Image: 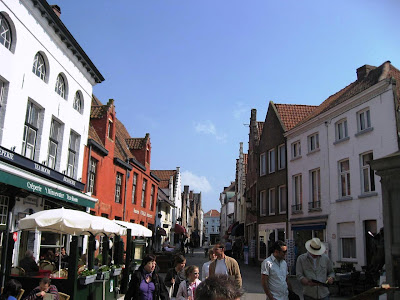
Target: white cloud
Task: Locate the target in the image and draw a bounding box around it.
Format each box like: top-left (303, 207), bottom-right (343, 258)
top-left (233, 102), bottom-right (249, 120)
top-left (181, 171), bottom-right (212, 193)
top-left (194, 120), bottom-right (227, 142)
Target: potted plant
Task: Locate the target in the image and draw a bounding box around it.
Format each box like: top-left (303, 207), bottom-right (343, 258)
top-left (111, 265), bottom-right (122, 276)
top-left (78, 269), bottom-right (97, 285)
top-left (97, 265), bottom-right (111, 280)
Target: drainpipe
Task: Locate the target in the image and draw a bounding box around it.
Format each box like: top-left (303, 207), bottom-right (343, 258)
top-left (85, 144), bottom-right (92, 193)
top-left (325, 120), bottom-right (331, 242)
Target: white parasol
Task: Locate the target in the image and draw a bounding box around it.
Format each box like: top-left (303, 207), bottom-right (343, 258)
top-left (113, 220), bottom-right (152, 237)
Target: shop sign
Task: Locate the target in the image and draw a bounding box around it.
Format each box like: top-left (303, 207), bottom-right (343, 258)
top-left (0, 146), bottom-right (84, 190)
top-left (12, 232), bottom-right (18, 242)
top-left (0, 170), bottom-right (95, 208)
top-left (146, 213), bottom-right (153, 218)
top-left (133, 209), bottom-right (139, 214)
top-left (140, 210), bottom-right (146, 216)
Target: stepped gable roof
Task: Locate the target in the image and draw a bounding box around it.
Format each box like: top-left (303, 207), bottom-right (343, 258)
top-left (204, 209), bottom-right (220, 217)
top-left (126, 134), bottom-right (150, 150)
top-left (88, 124), bottom-right (103, 146)
top-left (243, 153), bottom-right (248, 175)
top-left (274, 103), bottom-right (317, 131)
top-left (257, 122), bottom-right (264, 139)
top-left (296, 61), bottom-right (400, 128)
top-left (90, 97), bottom-right (114, 119)
top-left (152, 170), bottom-right (177, 189)
top-left (114, 118), bottom-right (136, 161)
top-left (92, 95), bottom-right (103, 106)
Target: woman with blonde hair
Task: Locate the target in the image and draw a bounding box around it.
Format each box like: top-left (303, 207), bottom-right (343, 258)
top-left (176, 265), bottom-right (201, 300)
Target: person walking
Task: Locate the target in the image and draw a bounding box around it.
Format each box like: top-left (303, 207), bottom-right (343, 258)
top-left (209, 243), bottom-right (242, 288)
top-left (195, 275), bottom-right (243, 300)
top-left (261, 240), bottom-right (293, 300)
top-left (243, 242), bottom-right (249, 265)
top-left (176, 265), bottom-right (201, 300)
top-left (225, 240), bottom-right (232, 257)
top-left (124, 254), bottom-right (169, 300)
top-left (296, 238), bottom-right (335, 300)
top-left (201, 249), bottom-right (216, 281)
top-left (165, 254), bottom-right (187, 300)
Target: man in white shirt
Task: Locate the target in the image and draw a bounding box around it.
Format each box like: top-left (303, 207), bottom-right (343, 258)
top-left (261, 240), bottom-right (292, 300)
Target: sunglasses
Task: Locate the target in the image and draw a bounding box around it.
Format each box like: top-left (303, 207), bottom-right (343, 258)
top-left (193, 272), bottom-right (199, 275)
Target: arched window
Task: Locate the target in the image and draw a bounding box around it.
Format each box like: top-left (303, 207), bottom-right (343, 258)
top-left (0, 13), bottom-right (11, 50)
top-left (32, 52), bottom-right (46, 81)
top-left (73, 91), bottom-right (83, 113)
top-left (55, 74), bottom-right (66, 99)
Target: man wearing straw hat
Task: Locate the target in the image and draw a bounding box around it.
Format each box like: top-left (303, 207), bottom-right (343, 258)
top-left (296, 238), bottom-right (335, 300)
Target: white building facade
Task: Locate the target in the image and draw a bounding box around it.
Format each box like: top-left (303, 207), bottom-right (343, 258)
top-left (286, 62), bottom-right (400, 269)
top-left (0, 0), bottom-right (103, 265)
top-left (204, 209), bottom-right (220, 244)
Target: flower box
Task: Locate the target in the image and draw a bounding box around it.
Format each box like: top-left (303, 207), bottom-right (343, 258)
top-left (79, 274), bottom-right (96, 285)
top-left (112, 267), bottom-right (122, 276)
top-left (96, 271), bottom-right (110, 281)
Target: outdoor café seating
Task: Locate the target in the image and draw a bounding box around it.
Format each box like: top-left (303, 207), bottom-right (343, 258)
top-left (58, 292), bottom-right (71, 300)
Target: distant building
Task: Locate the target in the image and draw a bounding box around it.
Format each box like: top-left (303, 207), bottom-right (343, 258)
top-left (219, 182), bottom-right (235, 241)
top-left (204, 209), bottom-right (220, 244)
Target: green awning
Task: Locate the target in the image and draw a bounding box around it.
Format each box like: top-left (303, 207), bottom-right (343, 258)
top-left (0, 170), bottom-right (95, 208)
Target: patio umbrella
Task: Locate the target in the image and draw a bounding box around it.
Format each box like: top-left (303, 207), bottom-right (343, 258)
top-left (113, 220), bottom-right (152, 237)
top-left (91, 217), bottom-right (126, 236)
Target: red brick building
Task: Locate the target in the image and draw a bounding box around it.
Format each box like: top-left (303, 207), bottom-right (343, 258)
top-left (81, 96), bottom-right (159, 231)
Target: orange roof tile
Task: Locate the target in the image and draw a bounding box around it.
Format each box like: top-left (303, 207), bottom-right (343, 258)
top-left (204, 209), bottom-right (220, 217)
top-left (152, 170), bottom-right (177, 189)
top-left (274, 103), bottom-right (317, 131)
top-left (126, 138), bottom-right (146, 150)
top-left (88, 124), bottom-right (104, 146)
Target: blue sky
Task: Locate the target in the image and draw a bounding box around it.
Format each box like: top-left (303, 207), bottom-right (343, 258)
top-left (51, 0), bottom-right (400, 213)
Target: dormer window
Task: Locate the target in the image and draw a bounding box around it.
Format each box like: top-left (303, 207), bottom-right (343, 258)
top-left (108, 119), bottom-right (113, 139)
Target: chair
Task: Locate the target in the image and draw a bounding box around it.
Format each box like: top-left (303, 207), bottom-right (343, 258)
top-left (52, 269), bottom-right (68, 278)
top-left (58, 292), bottom-right (70, 300)
top-left (10, 266), bottom-right (25, 276)
top-left (41, 261), bottom-right (55, 272)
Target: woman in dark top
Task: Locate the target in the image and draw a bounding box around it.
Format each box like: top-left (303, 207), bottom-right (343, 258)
top-left (164, 255), bottom-right (186, 300)
top-left (125, 254), bottom-right (169, 300)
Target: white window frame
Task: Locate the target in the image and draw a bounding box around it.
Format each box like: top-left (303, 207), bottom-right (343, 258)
top-left (308, 132), bottom-right (319, 153)
top-left (55, 74), bottom-right (66, 99)
top-left (73, 91), bottom-right (83, 113)
top-left (268, 149), bottom-right (276, 173)
top-left (0, 13), bottom-right (12, 50)
top-left (268, 188), bottom-right (275, 216)
top-left (260, 190), bottom-right (267, 216)
top-left (339, 222), bottom-right (356, 260)
top-left (47, 119), bottom-right (61, 169)
top-left (339, 159), bottom-right (351, 197)
top-left (291, 141), bottom-right (301, 159)
top-left (132, 173), bottom-right (137, 204)
top-left (115, 172), bottom-right (123, 203)
top-left (360, 152), bottom-right (375, 193)
top-left (88, 158), bottom-right (97, 195)
top-left (67, 131), bottom-right (79, 178)
top-left (278, 144), bottom-right (286, 170)
top-left (141, 179), bottom-right (147, 208)
top-left (0, 79), bottom-right (6, 107)
top-left (357, 108), bottom-right (371, 132)
top-left (150, 185), bottom-right (155, 211)
top-left (309, 168), bottom-right (321, 209)
top-left (278, 185), bottom-right (287, 214)
top-left (22, 101), bottom-right (40, 160)
top-left (0, 195), bottom-right (9, 225)
top-left (260, 153), bottom-right (266, 176)
top-left (335, 119), bottom-right (348, 141)
top-left (292, 174), bottom-right (302, 211)
top-left (32, 52), bottom-right (46, 81)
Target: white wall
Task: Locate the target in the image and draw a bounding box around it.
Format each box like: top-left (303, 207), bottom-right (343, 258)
top-left (0, 0), bottom-right (97, 180)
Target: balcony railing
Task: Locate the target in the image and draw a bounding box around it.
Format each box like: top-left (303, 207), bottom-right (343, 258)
top-left (308, 201), bottom-right (321, 210)
top-left (291, 203), bottom-right (302, 212)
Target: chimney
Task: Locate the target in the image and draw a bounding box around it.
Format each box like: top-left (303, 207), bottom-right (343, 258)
top-left (356, 64), bottom-right (376, 81)
top-left (184, 185), bottom-right (189, 194)
top-left (51, 5), bottom-right (61, 18)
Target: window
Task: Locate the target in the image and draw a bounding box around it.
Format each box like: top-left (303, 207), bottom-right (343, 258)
top-left (211, 226), bottom-right (214, 232)
top-left (357, 108), bottom-right (371, 132)
top-left (260, 190), bottom-right (267, 216)
top-left (260, 153), bottom-right (266, 176)
top-left (0, 195), bottom-right (9, 225)
top-left (22, 102), bottom-right (40, 160)
top-left (308, 133), bottom-right (319, 152)
top-left (66, 131), bottom-right (79, 178)
top-left (0, 13), bottom-right (12, 50)
top-left (278, 144), bottom-right (286, 169)
top-left (88, 158), bottom-right (97, 195)
top-left (278, 185), bottom-right (287, 214)
top-left (115, 172), bottom-right (123, 203)
top-left (291, 141), bottom-right (301, 159)
top-left (132, 173), bottom-right (137, 204)
top-left (339, 159), bottom-right (351, 197)
top-left (292, 174), bottom-right (302, 211)
top-left (108, 119), bottom-right (113, 139)
top-left (55, 74), bottom-right (66, 99)
top-left (0, 79), bottom-right (8, 107)
top-left (335, 119), bottom-right (348, 141)
top-left (73, 92), bottom-right (83, 113)
top-left (309, 169), bottom-right (321, 209)
top-left (141, 179), bottom-right (147, 208)
top-left (268, 149), bottom-right (276, 173)
top-left (150, 185), bottom-right (155, 210)
top-left (32, 52), bottom-right (46, 81)
top-left (339, 222), bottom-right (356, 259)
top-left (268, 188), bottom-right (275, 216)
top-left (361, 152), bottom-right (375, 193)
top-left (47, 119), bottom-right (61, 169)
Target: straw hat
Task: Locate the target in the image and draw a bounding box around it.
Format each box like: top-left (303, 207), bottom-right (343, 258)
top-left (305, 238), bottom-right (326, 255)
